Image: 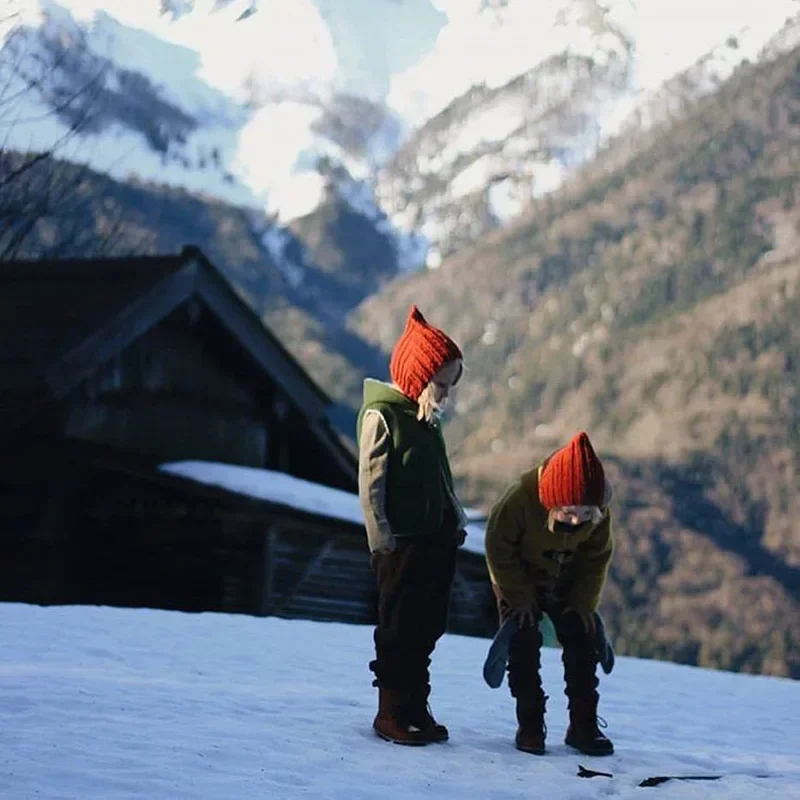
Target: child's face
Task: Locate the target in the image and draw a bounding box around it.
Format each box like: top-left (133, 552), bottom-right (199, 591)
top-left (551, 506), bottom-right (596, 526)
top-left (430, 360), bottom-right (463, 403)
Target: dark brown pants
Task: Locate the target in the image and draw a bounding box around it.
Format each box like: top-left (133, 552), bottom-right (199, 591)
top-left (495, 589), bottom-right (599, 703)
top-left (369, 531), bottom-right (458, 694)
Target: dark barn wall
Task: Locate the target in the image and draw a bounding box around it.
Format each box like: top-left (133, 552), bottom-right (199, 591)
top-left (0, 443), bottom-right (495, 636)
top-left (63, 304), bottom-right (272, 467)
top-left (0, 443), bottom-right (68, 606)
top-left (57, 302), bottom-right (355, 492)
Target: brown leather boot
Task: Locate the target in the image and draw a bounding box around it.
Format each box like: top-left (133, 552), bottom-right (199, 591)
top-left (407, 691), bottom-right (449, 743)
top-left (514, 692), bottom-right (548, 755)
top-left (373, 688), bottom-right (429, 746)
top-left (565, 695), bottom-right (614, 756)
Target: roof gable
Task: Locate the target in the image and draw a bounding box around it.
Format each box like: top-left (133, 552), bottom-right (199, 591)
top-left (0, 247), bottom-right (354, 480)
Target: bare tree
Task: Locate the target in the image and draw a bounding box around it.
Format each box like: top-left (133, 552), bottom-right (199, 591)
top-left (0, 5), bottom-right (144, 261)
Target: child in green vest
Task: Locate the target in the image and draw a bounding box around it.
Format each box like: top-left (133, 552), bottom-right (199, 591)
top-left (357, 304), bottom-right (467, 746)
top-left (485, 431), bottom-right (615, 757)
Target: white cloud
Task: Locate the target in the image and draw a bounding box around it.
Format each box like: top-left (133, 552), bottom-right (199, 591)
top-left (43, 0), bottom-right (337, 100)
top-left (387, 0), bottom-right (596, 126)
top-left (632, 0), bottom-right (799, 91)
top-left (231, 102), bottom-right (327, 218)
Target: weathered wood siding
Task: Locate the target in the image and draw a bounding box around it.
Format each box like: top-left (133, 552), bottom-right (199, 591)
top-left (63, 306), bottom-right (273, 467)
top-left (0, 446), bottom-right (496, 637)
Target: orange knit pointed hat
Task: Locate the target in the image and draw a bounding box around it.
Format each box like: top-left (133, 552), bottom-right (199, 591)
top-left (389, 304), bottom-right (462, 400)
top-left (539, 431), bottom-right (606, 509)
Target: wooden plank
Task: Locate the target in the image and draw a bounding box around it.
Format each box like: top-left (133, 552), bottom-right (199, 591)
top-left (259, 523), bottom-right (278, 617)
top-left (46, 262), bottom-right (198, 399)
top-left (274, 538), bottom-right (335, 613)
top-left (194, 262), bottom-right (328, 421)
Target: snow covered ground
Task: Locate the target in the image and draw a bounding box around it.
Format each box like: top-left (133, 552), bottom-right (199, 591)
top-left (1, 603), bottom-right (798, 799)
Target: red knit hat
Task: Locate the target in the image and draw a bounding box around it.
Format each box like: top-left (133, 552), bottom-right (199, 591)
top-left (389, 304), bottom-right (462, 400)
top-left (539, 431), bottom-right (605, 509)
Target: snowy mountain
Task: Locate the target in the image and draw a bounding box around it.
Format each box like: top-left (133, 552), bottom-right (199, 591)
top-left (0, 0), bottom-right (405, 220)
top-left (2, 0), bottom-right (799, 272)
top-left (377, 0), bottom-right (800, 264)
top-left (377, 49), bottom-right (633, 266)
top-left (0, 0), bottom-right (427, 304)
top-left (2, 603), bottom-right (799, 798)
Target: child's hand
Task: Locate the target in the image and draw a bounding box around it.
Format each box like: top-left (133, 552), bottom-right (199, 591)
top-left (510, 603), bottom-right (539, 629)
top-left (565, 606), bottom-right (596, 636)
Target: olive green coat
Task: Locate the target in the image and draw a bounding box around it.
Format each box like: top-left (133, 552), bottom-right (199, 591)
top-left (485, 462), bottom-right (613, 614)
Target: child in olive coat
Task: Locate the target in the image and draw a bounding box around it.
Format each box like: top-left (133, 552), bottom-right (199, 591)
top-left (485, 431), bottom-right (614, 756)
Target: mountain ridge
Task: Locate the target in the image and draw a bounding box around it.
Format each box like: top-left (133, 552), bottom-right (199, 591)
top-left (350, 41), bottom-right (800, 677)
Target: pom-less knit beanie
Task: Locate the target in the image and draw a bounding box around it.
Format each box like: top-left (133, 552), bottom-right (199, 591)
top-left (389, 305), bottom-right (462, 401)
top-left (539, 431), bottom-right (606, 509)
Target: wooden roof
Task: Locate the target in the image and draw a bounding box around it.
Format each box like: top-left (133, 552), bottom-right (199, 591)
top-left (0, 246), bottom-right (355, 482)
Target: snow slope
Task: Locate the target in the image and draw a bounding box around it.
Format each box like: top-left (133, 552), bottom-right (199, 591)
top-left (1, 604), bottom-right (799, 799)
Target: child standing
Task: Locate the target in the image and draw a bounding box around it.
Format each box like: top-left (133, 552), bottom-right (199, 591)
top-left (357, 304), bottom-right (467, 746)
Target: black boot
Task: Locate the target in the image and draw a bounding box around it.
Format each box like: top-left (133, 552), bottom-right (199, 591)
top-left (507, 620), bottom-right (546, 754)
top-left (407, 687), bottom-right (449, 743)
top-left (514, 691), bottom-right (548, 755)
top-left (565, 695), bottom-right (614, 756)
top-left (559, 620), bottom-right (612, 756)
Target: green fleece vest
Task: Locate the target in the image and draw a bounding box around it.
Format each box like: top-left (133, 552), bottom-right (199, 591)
top-left (356, 379), bottom-right (456, 537)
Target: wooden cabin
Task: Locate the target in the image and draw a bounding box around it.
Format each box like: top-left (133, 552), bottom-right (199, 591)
top-left (0, 247), bottom-right (495, 637)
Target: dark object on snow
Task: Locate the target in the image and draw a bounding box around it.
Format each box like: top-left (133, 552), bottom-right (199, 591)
top-left (594, 612), bottom-right (615, 675)
top-left (639, 775), bottom-right (724, 787)
top-left (483, 611), bottom-right (615, 688)
top-left (639, 774), bottom-right (771, 787)
top-left (577, 765), bottom-right (613, 779)
top-left (483, 617), bottom-right (517, 688)
top-left (575, 767), bottom-right (775, 786)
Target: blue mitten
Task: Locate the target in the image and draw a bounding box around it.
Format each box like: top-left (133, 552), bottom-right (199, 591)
top-left (594, 612), bottom-right (615, 675)
top-left (482, 617), bottom-right (518, 688)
